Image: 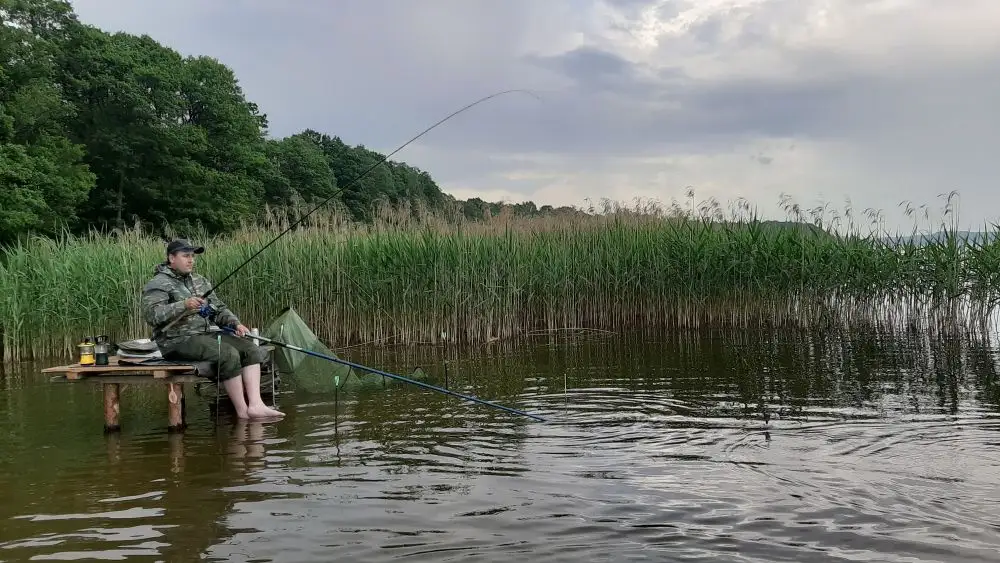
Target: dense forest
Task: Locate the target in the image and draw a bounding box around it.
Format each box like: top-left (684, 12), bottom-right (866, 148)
top-left (0, 0), bottom-right (576, 246)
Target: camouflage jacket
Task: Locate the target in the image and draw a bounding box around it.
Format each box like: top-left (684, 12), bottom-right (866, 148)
top-left (140, 263), bottom-right (241, 347)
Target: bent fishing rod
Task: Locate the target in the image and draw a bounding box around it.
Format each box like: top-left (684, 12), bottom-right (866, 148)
top-left (223, 327), bottom-right (547, 422)
top-left (162, 88), bottom-right (540, 330)
top-left (208, 88), bottom-right (539, 299)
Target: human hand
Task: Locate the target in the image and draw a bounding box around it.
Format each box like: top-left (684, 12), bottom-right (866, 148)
top-left (184, 297), bottom-right (205, 310)
top-left (234, 323), bottom-right (250, 337)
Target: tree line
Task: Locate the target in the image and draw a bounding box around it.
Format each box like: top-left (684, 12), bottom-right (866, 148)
top-left (1, 0), bottom-right (576, 247)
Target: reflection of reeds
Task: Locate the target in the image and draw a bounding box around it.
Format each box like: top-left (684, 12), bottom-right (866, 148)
top-left (3, 192), bottom-right (1000, 362)
top-left (707, 322), bottom-right (1000, 421)
top-left (336, 321), bottom-right (1000, 423)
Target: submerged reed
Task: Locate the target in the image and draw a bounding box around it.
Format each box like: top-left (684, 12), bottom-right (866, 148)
top-left (3, 193), bottom-right (1000, 362)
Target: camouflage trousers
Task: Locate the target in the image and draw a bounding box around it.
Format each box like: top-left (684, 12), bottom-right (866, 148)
top-left (160, 333), bottom-right (269, 381)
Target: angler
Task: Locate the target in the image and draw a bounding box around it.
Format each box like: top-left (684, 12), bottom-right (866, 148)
top-left (140, 238), bottom-right (285, 420)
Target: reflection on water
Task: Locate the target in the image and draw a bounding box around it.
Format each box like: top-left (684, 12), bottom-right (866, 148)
top-left (1, 325), bottom-right (1000, 562)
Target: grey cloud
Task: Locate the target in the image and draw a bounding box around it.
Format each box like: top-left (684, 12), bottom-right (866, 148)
top-left (655, 1), bottom-right (685, 21)
top-left (412, 52), bottom-right (865, 155)
top-left (603, 0), bottom-right (687, 20)
top-left (603, 0), bottom-right (658, 7)
top-left (687, 16), bottom-right (725, 46)
top-left (527, 46), bottom-right (636, 90)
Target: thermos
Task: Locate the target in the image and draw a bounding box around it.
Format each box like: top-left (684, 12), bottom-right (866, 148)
top-left (95, 335), bottom-right (110, 366)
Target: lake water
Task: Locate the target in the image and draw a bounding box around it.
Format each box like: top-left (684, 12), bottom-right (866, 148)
top-left (2, 325), bottom-right (999, 562)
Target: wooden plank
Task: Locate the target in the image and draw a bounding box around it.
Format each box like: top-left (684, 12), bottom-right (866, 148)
top-left (43, 364), bottom-right (197, 375)
top-left (50, 374), bottom-right (203, 384)
top-left (43, 363), bottom-right (196, 374)
top-left (42, 355), bottom-right (198, 374)
top-left (44, 359), bottom-right (199, 383)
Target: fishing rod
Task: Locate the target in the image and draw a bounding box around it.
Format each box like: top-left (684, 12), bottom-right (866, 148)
top-left (223, 327), bottom-right (547, 422)
top-left (206, 88), bottom-right (540, 300)
top-left (161, 88), bottom-right (540, 330)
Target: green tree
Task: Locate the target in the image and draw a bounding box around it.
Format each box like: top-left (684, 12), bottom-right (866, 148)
top-left (0, 0), bottom-right (94, 243)
top-left (264, 133), bottom-right (336, 206)
top-left (57, 25), bottom-right (190, 231)
top-left (175, 55), bottom-right (273, 231)
top-left (56, 26), bottom-right (276, 234)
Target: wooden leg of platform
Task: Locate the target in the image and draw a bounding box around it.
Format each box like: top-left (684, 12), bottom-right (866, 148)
top-left (167, 382), bottom-right (186, 432)
top-left (103, 383), bottom-right (121, 433)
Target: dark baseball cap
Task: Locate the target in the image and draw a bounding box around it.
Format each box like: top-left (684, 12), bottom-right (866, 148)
top-left (166, 238), bottom-right (205, 255)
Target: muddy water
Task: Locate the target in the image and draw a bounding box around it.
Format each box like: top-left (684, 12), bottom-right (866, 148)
top-left (1, 326), bottom-right (999, 562)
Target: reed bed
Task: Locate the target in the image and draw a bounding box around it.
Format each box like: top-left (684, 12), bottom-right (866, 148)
top-left (3, 197), bottom-right (1000, 362)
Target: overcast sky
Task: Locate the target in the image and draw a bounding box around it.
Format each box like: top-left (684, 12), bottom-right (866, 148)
top-left (68, 0), bottom-right (1000, 234)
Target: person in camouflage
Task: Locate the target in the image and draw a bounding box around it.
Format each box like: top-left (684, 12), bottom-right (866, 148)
top-left (141, 239), bottom-right (284, 419)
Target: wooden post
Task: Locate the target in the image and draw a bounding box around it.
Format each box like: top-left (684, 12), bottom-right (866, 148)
top-left (103, 383), bottom-right (121, 433)
top-left (167, 382), bottom-right (186, 432)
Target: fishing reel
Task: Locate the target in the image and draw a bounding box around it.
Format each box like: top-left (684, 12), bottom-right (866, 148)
top-left (197, 302), bottom-right (219, 321)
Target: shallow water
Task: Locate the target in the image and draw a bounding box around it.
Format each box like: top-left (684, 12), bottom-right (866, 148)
top-left (2, 326), bottom-right (1000, 562)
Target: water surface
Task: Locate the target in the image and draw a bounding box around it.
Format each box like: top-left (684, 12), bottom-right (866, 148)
top-left (2, 326), bottom-right (999, 562)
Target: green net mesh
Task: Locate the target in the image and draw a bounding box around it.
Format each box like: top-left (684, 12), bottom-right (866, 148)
top-left (261, 306), bottom-right (429, 394)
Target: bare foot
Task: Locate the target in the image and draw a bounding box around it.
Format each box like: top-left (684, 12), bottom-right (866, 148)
top-left (247, 404), bottom-right (285, 419)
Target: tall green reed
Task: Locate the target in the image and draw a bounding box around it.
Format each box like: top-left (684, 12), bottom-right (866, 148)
top-left (2, 194), bottom-right (999, 362)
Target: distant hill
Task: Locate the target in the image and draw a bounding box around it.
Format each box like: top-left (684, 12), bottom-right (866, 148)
top-left (881, 230), bottom-right (1000, 247)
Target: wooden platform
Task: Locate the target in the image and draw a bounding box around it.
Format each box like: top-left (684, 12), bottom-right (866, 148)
top-left (43, 356), bottom-right (204, 433)
top-left (43, 347), bottom-right (275, 433)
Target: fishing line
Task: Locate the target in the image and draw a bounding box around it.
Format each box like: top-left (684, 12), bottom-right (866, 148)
top-left (203, 88), bottom-right (541, 300)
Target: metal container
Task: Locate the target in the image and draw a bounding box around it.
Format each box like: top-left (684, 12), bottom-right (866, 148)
top-left (78, 337), bottom-right (96, 366)
top-left (95, 335), bottom-right (110, 366)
